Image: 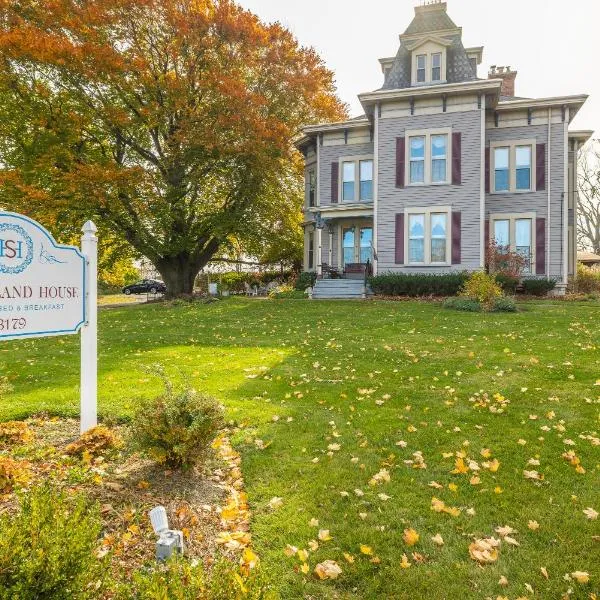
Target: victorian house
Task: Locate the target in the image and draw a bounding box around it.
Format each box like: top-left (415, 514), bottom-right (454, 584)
top-left (297, 1), bottom-right (591, 297)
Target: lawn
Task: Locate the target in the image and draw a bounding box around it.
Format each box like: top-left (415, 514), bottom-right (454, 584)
top-left (1, 298), bottom-right (599, 599)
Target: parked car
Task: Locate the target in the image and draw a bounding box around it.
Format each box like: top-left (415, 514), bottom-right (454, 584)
top-left (122, 279), bottom-right (167, 295)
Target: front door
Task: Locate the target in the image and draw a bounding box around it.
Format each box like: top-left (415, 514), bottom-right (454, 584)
top-left (341, 225), bottom-right (373, 267)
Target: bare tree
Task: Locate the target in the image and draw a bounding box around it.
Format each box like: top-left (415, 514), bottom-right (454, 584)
top-left (578, 140), bottom-right (600, 254)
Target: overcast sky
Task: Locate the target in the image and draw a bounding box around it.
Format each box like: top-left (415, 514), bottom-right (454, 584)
top-left (238, 0), bottom-right (598, 136)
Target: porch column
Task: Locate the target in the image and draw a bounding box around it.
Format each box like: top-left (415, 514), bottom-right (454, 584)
top-left (328, 227), bottom-right (333, 266)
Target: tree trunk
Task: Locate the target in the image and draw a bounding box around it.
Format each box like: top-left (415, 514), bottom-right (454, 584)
top-left (156, 255), bottom-right (202, 297)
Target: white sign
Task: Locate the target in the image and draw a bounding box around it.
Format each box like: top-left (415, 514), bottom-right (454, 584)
top-left (0, 211), bottom-right (86, 340)
top-left (0, 211), bottom-right (98, 434)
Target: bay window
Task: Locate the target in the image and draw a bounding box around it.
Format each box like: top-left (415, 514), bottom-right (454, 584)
top-left (406, 128), bottom-right (451, 186)
top-left (339, 156), bottom-right (374, 203)
top-left (491, 140), bottom-right (536, 193)
top-left (406, 207), bottom-right (451, 265)
top-left (490, 213), bottom-right (535, 273)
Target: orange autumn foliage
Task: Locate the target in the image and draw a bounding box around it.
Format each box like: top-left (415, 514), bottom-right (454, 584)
top-left (0, 0), bottom-right (347, 294)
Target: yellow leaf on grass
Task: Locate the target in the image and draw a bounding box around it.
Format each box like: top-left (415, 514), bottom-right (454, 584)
top-left (400, 553), bottom-right (411, 569)
top-left (314, 560), bottom-right (342, 580)
top-left (469, 538), bottom-right (500, 564)
top-left (343, 552), bottom-right (355, 564)
top-left (403, 528), bottom-right (419, 546)
top-left (300, 563), bottom-right (310, 574)
top-left (571, 571), bottom-right (590, 584)
top-left (360, 545), bottom-right (373, 556)
top-left (318, 529), bottom-right (332, 541)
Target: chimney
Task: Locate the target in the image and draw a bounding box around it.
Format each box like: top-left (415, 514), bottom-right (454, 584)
top-left (488, 65), bottom-right (517, 97)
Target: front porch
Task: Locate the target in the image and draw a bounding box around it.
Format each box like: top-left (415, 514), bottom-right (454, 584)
top-left (313, 216), bottom-right (374, 279)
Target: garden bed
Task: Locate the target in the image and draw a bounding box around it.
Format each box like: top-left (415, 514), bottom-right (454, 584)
top-left (0, 417), bottom-right (252, 586)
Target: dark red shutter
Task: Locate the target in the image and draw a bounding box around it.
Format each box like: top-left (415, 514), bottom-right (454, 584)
top-left (485, 219), bottom-right (490, 251)
top-left (395, 214), bottom-right (404, 264)
top-left (485, 147), bottom-right (490, 193)
top-left (451, 212), bottom-right (461, 264)
top-left (396, 137), bottom-right (405, 188)
top-left (536, 144), bottom-right (546, 191)
top-left (331, 162), bottom-right (339, 203)
top-left (536, 218), bottom-right (546, 275)
top-left (452, 132), bottom-right (462, 185)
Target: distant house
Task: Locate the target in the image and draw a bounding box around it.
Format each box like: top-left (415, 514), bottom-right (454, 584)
top-left (578, 252), bottom-right (600, 268)
top-left (297, 1), bottom-right (592, 297)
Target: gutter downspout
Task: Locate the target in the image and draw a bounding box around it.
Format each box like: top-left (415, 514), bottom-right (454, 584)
top-left (316, 134), bottom-right (322, 276)
top-left (373, 102), bottom-right (380, 275)
top-left (547, 109), bottom-right (551, 281)
top-left (480, 94), bottom-right (486, 268)
top-left (563, 107), bottom-right (570, 289)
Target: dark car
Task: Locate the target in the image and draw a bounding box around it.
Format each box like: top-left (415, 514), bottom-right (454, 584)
top-left (122, 279), bottom-right (167, 295)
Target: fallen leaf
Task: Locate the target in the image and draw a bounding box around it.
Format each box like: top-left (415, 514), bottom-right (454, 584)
top-left (314, 560), bottom-right (342, 580)
top-left (403, 528), bottom-right (419, 546)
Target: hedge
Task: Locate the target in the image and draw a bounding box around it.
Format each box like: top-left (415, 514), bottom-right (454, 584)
top-left (521, 278), bottom-right (557, 296)
top-left (368, 272), bottom-right (469, 297)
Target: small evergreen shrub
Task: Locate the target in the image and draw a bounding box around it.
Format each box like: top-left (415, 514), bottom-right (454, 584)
top-left (65, 425), bottom-right (122, 459)
top-left (460, 272), bottom-right (502, 310)
top-left (443, 297), bottom-right (482, 312)
top-left (494, 273), bottom-right (520, 294)
top-left (493, 296), bottom-right (518, 312)
top-left (295, 272), bottom-right (317, 291)
top-left (131, 374), bottom-right (224, 469)
top-left (0, 485), bottom-right (105, 599)
top-left (368, 272), bottom-right (469, 297)
top-left (521, 278), bottom-right (557, 296)
top-left (123, 556), bottom-right (275, 600)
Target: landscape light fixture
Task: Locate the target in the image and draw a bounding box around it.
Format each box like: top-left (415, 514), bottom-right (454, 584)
top-left (149, 506), bottom-right (185, 561)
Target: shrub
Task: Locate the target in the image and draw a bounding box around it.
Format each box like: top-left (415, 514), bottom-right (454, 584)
top-left (0, 485), bottom-right (105, 599)
top-left (486, 240), bottom-right (527, 279)
top-left (65, 425), bottom-right (121, 459)
top-left (460, 272), bottom-right (502, 310)
top-left (574, 263), bottom-right (600, 293)
top-left (123, 556), bottom-right (275, 600)
top-left (493, 296), bottom-right (518, 312)
top-left (443, 297), bottom-right (482, 312)
top-left (0, 457), bottom-right (32, 493)
top-left (269, 284), bottom-right (306, 299)
top-left (521, 278), bottom-right (557, 296)
top-left (131, 375), bottom-right (224, 469)
top-left (0, 421), bottom-right (34, 445)
top-left (295, 271), bottom-right (317, 291)
top-left (368, 272), bottom-right (469, 297)
top-left (494, 273), bottom-right (520, 294)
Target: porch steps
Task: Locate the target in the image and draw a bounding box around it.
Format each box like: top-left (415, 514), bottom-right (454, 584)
top-left (312, 279), bottom-right (370, 300)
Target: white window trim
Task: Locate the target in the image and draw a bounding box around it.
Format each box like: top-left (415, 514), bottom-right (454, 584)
top-left (490, 139), bottom-right (537, 194)
top-left (404, 206), bottom-right (452, 266)
top-left (411, 49), bottom-right (447, 86)
top-left (405, 128), bottom-right (452, 187)
top-left (489, 212), bottom-right (536, 273)
top-left (338, 155), bottom-right (374, 204)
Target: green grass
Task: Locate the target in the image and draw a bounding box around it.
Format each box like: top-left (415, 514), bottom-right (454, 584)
top-left (1, 298), bottom-right (599, 599)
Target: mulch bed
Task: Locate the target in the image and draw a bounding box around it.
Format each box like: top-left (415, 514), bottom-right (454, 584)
top-left (0, 417), bottom-right (251, 581)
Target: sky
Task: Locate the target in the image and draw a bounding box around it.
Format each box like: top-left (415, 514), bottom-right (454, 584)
top-left (238, 0), bottom-right (598, 136)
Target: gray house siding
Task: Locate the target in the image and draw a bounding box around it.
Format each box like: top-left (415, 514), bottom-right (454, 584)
top-left (485, 121), bottom-right (565, 279)
top-left (377, 110), bottom-right (482, 273)
top-left (319, 141), bottom-right (374, 207)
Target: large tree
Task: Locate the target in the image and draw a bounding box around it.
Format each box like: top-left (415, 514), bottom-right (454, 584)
top-left (578, 140), bottom-right (600, 254)
top-left (0, 0), bottom-right (346, 294)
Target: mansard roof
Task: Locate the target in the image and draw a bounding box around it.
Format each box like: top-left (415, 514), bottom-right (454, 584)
top-left (402, 2), bottom-right (458, 36)
top-left (381, 2), bottom-right (478, 90)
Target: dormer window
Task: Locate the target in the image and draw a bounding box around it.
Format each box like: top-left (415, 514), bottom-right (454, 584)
top-left (432, 53), bottom-right (442, 81)
top-left (416, 55), bottom-right (426, 83)
top-left (407, 37), bottom-right (450, 86)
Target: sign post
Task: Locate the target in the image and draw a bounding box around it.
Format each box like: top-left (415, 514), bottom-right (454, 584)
top-left (0, 211), bottom-right (97, 434)
top-left (80, 221), bottom-right (98, 433)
